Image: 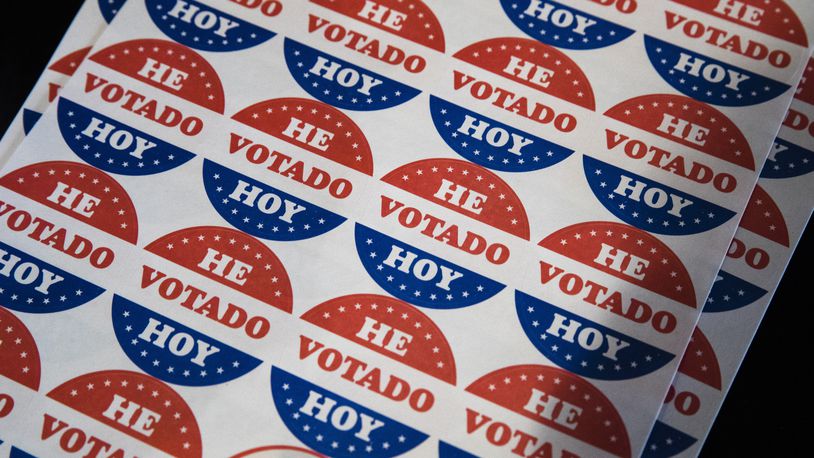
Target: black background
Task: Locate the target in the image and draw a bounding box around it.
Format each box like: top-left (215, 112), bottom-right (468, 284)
top-left (0, 1), bottom-right (809, 456)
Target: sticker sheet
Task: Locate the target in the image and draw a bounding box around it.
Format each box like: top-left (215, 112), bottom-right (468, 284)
top-left (0, 1), bottom-right (812, 457)
top-left (644, 59), bottom-right (814, 457)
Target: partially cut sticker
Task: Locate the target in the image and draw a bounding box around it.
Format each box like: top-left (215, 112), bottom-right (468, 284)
top-left (0, 241), bottom-right (105, 314)
top-left (677, 328), bottom-right (722, 390)
top-left (739, 185), bottom-right (790, 246)
top-left (761, 137), bottom-right (814, 178)
top-left (704, 270), bottom-right (767, 313)
top-left (0, 306), bottom-right (41, 390)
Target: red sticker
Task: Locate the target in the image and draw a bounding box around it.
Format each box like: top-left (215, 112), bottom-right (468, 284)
top-left (0, 161), bottom-right (138, 244)
top-left (232, 97), bottom-right (373, 175)
top-left (232, 445), bottom-right (324, 457)
top-left (670, 0), bottom-right (807, 47)
top-left (49, 47), bottom-right (91, 77)
top-left (90, 39), bottom-right (226, 113)
top-left (311, 0), bottom-right (445, 51)
top-left (47, 370), bottom-right (202, 457)
top-left (454, 37), bottom-right (595, 110)
top-left (739, 185), bottom-right (790, 246)
top-left (467, 364), bottom-right (631, 457)
top-left (540, 221), bottom-right (696, 307)
top-left (0, 307), bottom-right (41, 390)
top-left (677, 328), bottom-right (722, 390)
top-left (605, 94), bottom-right (754, 170)
top-left (382, 158), bottom-right (530, 239)
top-left (145, 226), bottom-right (293, 313)
top-left (301, 294), bottom-right (456, 384)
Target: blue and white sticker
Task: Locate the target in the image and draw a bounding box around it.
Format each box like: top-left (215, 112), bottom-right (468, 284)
top-left (0, 241), bottom-right (104, 314)
top-left (515, 291), bottom-right (674, 380)
top-left (283, 39), bottom-right (420, 111)
top-left (354, 224), bottom-right (504, 309)
top-left (642, 421), bottom-right (696, 458)
top-left (500, 0), bottom-right (634, 49)
top-left (22, 109), bottom-right (42, 135)
top-left (429, 96), bottom-right (573, 172)
top-left (202, 159), bottom-right (345, 241)
top-left (271, 366), bottom-right (428, 457)
top-left (704, 270), bottom-right (767, 313)
top-left (761, 137), bottom-right (814, 178)
top-left (644, 36), bottom-right (789, 107)
top-left (439, 441), bottom-right (479, 458)
top-left (98, 0), bottom-right (126, 23)
top-left (112, 295), bottom-right (261, 386)
top-left (57, 98), bottom-right (195, 175)
top-left (583, 156), bottom-right (735, 235)
top-left (146, 0), bottom-right (275, 52)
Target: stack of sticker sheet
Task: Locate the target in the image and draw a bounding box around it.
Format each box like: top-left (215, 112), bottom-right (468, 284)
top-left (0, 1), bottom-right (812, 457)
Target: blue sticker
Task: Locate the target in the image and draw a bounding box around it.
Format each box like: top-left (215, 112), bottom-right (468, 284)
top-left (703, 270), bottom-right (767, 313)
top-left (644, 36), bottom-right (789, 107)
top-left (57, 98), bottom-right (195, 175)
top-left (98, 0), bottom-right (126, 23)
top-left (202, 159), bottom-right (345, 241)
top-left (112, 295), bottom-right (260, 386)
top-left (10, 447), bottom-right (38, 458)
top-left (515, 291), bottom-right (674, 380)
top-left (146, 0), bottom-right (275, 51)
top-left (583, 156), bottom-right (735, 235)
top-left (500, 0), bottom-right (633, 49)
top-left (0, 241), bottom-right (104, 314)
top-left (284, 38), bottom-right (420, 111)
top-left (439, 441), bottom-right (480, 458)
top-left (761, 137), bottom-right (814, 178)
top-left (271, 366), bottom-right (428, 457)
top-left (22, 109), bottom-right (42, 135)
top-left (642, 421), bottom-right (697, 458)
top-left (429, 96), bottom-right (573, 172)
top-left (354, 224), bottom-right (504, 309)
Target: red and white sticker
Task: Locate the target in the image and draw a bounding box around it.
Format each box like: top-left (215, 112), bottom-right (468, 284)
top-left (89, 38), bottom-right (226, 113)
top-left (47, 369), bottom-right (202, 457)
top-left (0, 307), bottom-right (41, 391)
top-left (381, 157), bottom-right (530, 240)
top-left (0, 161), bottom-right (139, 244)
top-left (232, 97), bottom-right (373, 175)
